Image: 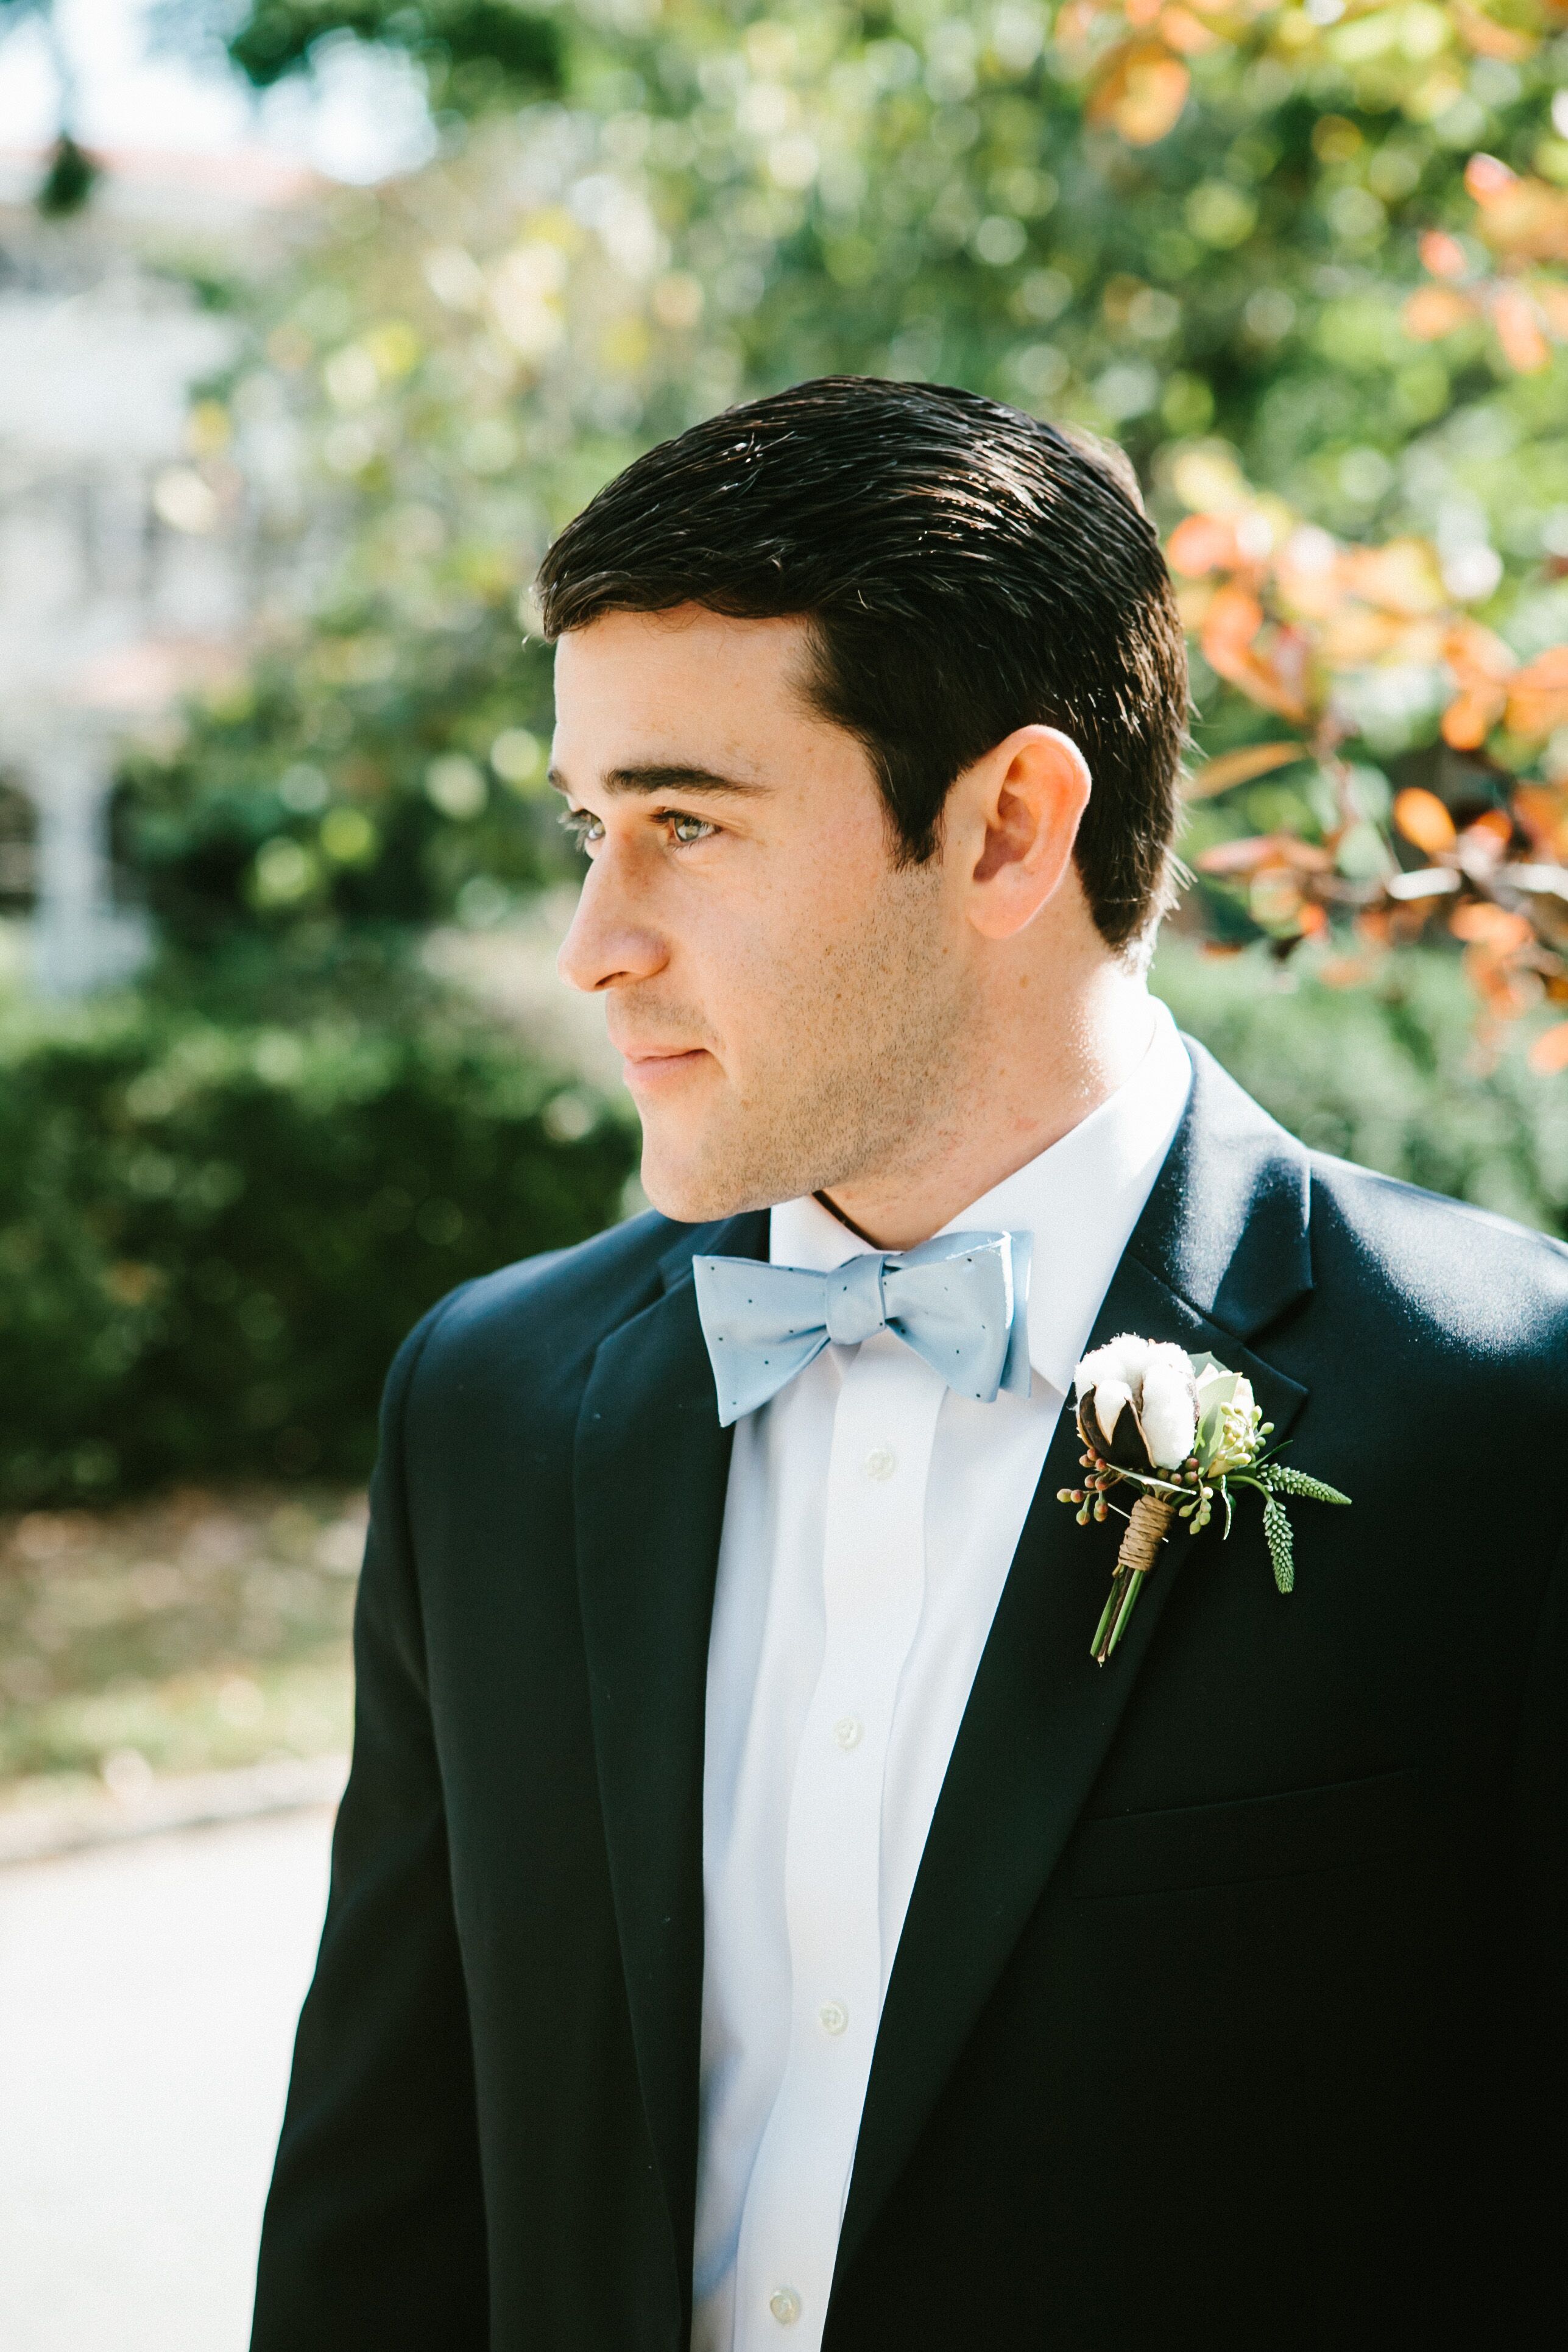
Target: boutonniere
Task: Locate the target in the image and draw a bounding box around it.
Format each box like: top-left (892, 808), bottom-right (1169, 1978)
top-left (1057, 1333), bottom-right (1351, 1665)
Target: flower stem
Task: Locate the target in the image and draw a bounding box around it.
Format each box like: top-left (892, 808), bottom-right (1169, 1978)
top-left (1091, 1575), bottom-right (1125, 1663)
top-left (1107, 1565), bottom-right (1145, 1658)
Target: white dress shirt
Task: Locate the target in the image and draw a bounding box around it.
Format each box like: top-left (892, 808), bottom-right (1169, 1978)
top-left (691, 995), bottom-right (1193, 2352)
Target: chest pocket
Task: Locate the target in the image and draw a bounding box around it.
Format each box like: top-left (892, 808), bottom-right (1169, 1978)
top-left (1059, 1767), bottom-right (1419, 1900)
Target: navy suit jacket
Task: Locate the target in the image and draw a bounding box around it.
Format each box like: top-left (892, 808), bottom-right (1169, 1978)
top-left (253, 1042), bottom-right (1567, 2349)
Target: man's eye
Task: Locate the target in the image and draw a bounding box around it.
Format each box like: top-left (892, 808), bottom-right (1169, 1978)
top-left (560, 807), bottom-right (604, 852)
top-left (668, 813), bottom-right (716, 846)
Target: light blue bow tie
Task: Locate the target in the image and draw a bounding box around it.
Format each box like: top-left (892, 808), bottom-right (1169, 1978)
top-left (692, 1230), bottom-right (1033, 1427)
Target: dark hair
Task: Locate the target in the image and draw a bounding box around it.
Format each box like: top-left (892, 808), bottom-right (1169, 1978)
top-left (536, 378), bottom-right (1187, 950)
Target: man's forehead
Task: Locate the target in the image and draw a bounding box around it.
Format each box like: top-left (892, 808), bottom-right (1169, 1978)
top-left (550, 609), bottom-right (824, 783)
top-left (553, 606), bottom-right (815, 703)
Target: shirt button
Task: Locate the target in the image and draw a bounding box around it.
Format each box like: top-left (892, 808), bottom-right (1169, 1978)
top-left (818, 1999), bottom-right (849, 2036)
top-left (864, 1446), bottom-right (895, 1481)
top-left (769, 2286), bottom-right (802, 2326)
top-left (833, 1716), bottom-right (863, 1750)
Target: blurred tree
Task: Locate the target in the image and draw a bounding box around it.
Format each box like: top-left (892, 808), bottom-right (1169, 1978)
top-left (225, 0), bottom-right (565, 113)
top-left (0, 0), bottom-right (99, 211)
top-left (122, 0), bottom-right (1568, 1053)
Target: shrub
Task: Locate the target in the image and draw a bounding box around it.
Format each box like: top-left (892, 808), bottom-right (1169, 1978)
top-left (0, 971), bottom-right (635, 1505)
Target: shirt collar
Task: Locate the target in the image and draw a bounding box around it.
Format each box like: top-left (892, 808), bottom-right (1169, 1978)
top-left (768, 995), bottom-right (1193, 1396)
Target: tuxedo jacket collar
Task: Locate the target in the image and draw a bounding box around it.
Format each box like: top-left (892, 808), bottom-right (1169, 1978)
top-left (573, 1206), bottom-right (763, 2316)
top-left (571, 1041), bottom-right (1311, 2320)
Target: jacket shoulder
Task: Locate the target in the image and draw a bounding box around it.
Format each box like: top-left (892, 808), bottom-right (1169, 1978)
top-left (402, 1210), bottom-right (687, 1410)
top-left (1305, 1147), bottom-right (1568, 1361)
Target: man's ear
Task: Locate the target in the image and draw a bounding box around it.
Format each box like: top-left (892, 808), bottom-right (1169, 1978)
top-left (964, 726), bottom-right (1092, 941)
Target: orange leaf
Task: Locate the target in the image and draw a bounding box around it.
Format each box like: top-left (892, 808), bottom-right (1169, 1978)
top-left (1393, 787), bottom-right (1458, 855)
top-left (1452, 1), bottom-right (1538, 62)
top-left (1185, 741), bottom-right (1308, 798)
top-left (1055, 1), bottom-right (1100, 45)
top-left (1512, 783), bottom-right (1568, 856)
top-left (1443, 687), bottom-right (1507, 749)
top-left (1534, 281), bottom-right (1568, 338)
top-left (1466, 153), bottom-right (1518, 206)
top-left (1201, 587), bottom-right (1313, 722)
top-left (1461, 941), bottom-right (1539, 1017)
top-left (1202, 582), bottom-right (1264, 657)
top-left (1404, 284), bottom-right (1475, 340)
top-left (1197, 832), bottom-right (1333, 877)
top-left (1318, 953), bottom-right (1382, 987)
top-left (1450, 902), bottom-right (1532, 948)
top-left (1471, 175), bottom-right (1568, 265)
top-left (1491, 283), bottom-right (1551, 373)
top-left (1445, 619), bottom-right (1517, 683)
top-left (1338, 538), bottom-right (1447, 618)
top-left (1157, 5), bottom-right (1220, 55)
top-left (1088, 43), bottom-right (1191, 146)
top-left (1505, 645), bottom-right (1568, 736)
top-left (1321, 608), bottom-right (1405, 665)
top-left (1419, 230), bottom-right (1469, 281)
top-left (1461, 808), bottom-right (1514, 854)
top-left (1510, 645), bottom-right (1568, 691)
top-left (1528, 1019), bottom-right (1568, 1074)
top-left (1167, 513), bottom-right (1243, 577)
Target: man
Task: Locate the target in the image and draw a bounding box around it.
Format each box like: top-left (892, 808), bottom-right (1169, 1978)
top-left (252, 380), bottom-right (1564, 2351)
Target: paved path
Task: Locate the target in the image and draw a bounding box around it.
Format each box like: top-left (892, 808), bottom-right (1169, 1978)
top-left (0, 1807), bottom-right (334, 2352)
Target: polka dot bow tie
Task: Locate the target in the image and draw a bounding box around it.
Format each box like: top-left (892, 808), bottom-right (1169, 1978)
top-left (692, 1230), bottom-right (1033, 1428)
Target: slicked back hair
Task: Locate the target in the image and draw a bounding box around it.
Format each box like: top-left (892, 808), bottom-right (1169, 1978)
top-left (535, 378), bottom-right (1187, 952)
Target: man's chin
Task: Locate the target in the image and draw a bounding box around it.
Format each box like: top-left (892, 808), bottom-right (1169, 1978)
top-left (637, 1134), bottom-right (802, 1227)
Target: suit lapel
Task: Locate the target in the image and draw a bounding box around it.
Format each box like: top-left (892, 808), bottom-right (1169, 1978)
top-left (835, 1043), bottom-right (1314, 2284)
top-left (573, 1209), bottom-right (766, 2312)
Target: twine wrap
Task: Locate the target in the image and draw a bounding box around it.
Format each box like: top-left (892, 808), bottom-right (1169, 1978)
top-left (1117, 1492), bottom-right (1176, 1575)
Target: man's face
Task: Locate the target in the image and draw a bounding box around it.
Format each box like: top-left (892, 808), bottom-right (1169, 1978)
top-left (551, 606), bottom-right (977, 1223)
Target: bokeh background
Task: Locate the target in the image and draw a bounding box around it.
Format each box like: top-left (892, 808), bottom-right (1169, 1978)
top-left (1, 1), bottom-right (1566, 2343)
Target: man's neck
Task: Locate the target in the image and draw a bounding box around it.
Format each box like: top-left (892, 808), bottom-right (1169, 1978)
top-left (818, 967), bottom-right (1157, 1252)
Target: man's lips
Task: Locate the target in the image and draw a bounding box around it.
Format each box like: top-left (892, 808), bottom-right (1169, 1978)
top-left (616, 1044), bottom-right (713, 1086)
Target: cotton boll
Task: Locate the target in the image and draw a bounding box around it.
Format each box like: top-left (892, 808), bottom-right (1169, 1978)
top-left (1134, 1348), bottom-right (1199, 1468)
top-left (1076, 1334), bottom-right (1199, 1471)
top-left (1076, 1333), bottom-right (1153, 1399)
top-left (1090, 1376), bottom-right (1133, 1443)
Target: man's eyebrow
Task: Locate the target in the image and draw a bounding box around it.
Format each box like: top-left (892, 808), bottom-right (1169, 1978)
top-left (548, 762), bottom-right (768, 799)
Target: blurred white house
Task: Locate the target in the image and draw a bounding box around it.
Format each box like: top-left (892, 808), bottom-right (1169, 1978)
top-left (0, 143), bottom-right (321, 994)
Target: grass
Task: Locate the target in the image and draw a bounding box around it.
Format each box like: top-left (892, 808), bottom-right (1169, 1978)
top-left (0, 1485), bottom-right (361, 1810)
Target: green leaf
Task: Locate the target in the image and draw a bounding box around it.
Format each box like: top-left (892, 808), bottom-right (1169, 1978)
top-left (1262, 1494), bottom-right (1294, 1594)
top-left (1261, 1464), bottom-right (1352, 1506)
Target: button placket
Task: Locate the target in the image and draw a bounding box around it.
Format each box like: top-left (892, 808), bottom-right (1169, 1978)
top-left (731, 1337), bottom-right (944, 2348)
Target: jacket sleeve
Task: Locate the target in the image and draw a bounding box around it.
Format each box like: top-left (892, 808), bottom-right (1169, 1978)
top-left (1493, 1509), bottom-right (1568, 2337)
top-left (251, 1297), bottom-right (489, 2350)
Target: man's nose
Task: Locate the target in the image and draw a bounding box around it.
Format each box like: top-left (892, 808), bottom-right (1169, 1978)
top-left (556, 855), bottom-right (667, 995)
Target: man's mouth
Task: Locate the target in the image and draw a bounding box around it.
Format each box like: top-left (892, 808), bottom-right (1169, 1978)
top-left (616, 1044), bottom-right (712, 1086)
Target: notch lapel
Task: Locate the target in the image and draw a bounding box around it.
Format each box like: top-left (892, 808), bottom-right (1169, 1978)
top-left (835, 1044), bottom-right (1314, 2286)
top-left (573, 1210), bottom-right (766, 2315)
